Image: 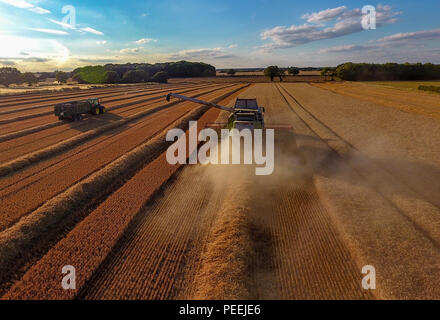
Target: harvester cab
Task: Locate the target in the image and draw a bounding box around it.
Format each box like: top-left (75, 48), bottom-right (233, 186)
top-left (232, 98), bottom-right (265, 130)
top-left (166, 93), bottom-right (265, 130)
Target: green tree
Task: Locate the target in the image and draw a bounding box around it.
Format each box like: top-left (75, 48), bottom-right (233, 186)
top-left (287, 67), bottom-right (300, 76)
top-left (72, 66), bottom-right (108, 84)
top-left (334, 62), bottom-right (440, 81)
top-left (203, 69), bottom-right (214, 77)
top-left (22, 72), bottom-right (38, 86)
top-left (321, 67), bottom-right (336, 80)
top-left (264, 65), bottom-right (281, 81)
top-left (151, 71), bottom-right (169, 83)
top-left (328, 68), bottom-right (336, 81)
top-left (72, 73), bottom-right (86, 84)
top-left (122, 69), bottom-right (149, 83)
top-left (0, 67), bottom-right (22, 87)
top-left (278, 68), bottom-right (285, 81)
top-left (121, 70), bottom-right (132, 83)
top-left (226, 69), bottom-right (236, 76)
top-left (105, 71), bottom-right (120, 84)
top-left (55, 71), bottom-right (69, 83)
top-left (38, 72), bottom-right (54, 82)
top-left (320, 67), bottom-right (329, 80)
top-left (133, 69), bottom-right (149, 82)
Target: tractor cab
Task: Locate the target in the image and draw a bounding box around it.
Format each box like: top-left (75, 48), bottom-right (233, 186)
top-left (87, 98), bottom-right (100, 106)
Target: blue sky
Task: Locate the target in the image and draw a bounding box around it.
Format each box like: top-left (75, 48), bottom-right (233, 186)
top-left (0, 0), bottom-right (439, 71)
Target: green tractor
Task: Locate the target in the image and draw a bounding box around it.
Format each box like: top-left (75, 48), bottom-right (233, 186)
top-left (54, 98), bottom-right (106, 121)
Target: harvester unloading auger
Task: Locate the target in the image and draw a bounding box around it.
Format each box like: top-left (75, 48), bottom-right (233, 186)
top-left (166, 93), bottom-right (265, 130)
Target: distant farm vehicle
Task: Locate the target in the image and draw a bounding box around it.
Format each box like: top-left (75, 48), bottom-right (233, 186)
top-left (54, 98), bottom-right (106, 121)
top-left (166, 93), bottom-right (265, 130)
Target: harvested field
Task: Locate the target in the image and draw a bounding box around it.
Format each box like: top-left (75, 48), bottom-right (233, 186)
top-left (313, 81), bottom-right (440, 121)
top-left (0, 83), bottom-right (142, 95)
top-left (216, 71), bottom-right (321, 76)
top-left (360, 81), bottom-right (440, 91)
top-left (169, 75), bottom-right (323, 84)
top-left (0, 84), bottom-right (243, 231)
top-left (1, 80), bottom-right (439, 300)
top-left (2, 87), bottom-right (248, 299)
top-left (0, 83), bottom-right (221, 161)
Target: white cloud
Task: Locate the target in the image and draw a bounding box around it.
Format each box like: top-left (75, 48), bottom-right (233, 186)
top-left (120, 47), bottom-right (141, 53)
top-left (302, 6), bottom-right (347, 23)
top-left (80, 27), bottom-right (104, 35)
top-left (0, 0), bottom-right (33, 9)
top-left (48, 18), bottom-right (75, 29)
top-left (377, 29), bottom-right (440, 42)
top-left (135, 38), bottom-right (154, 44)
top-left (320, 28), bottom-right (440, 55)
top-left (319, 44), bottom-right (366, 54)
top-left (340, 8), bottom-right (361, 19)
top-left (0, 60), bottom-right (16, 66)
top-left (0, 0), bottom-right (50, 14)
top-left (228, 44), bottom-right (238, 49)
top-left (168, 47), bottom-right (235, 60)
top-left (29, 28), bottom-right (69, 35)
top-left (49, 19), bottom-right (106, 37)
top-left (315, 45), bottom-right (440, 65)
top-left (28, 6), bottom-right (50, 14)
top-left (0, 35), bottom-right (70, 66)
top-left (259, 5), bottom-right (400, 50)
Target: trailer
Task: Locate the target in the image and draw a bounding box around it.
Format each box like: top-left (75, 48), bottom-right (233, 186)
top-left (54, 98), bottom-right (106, 121)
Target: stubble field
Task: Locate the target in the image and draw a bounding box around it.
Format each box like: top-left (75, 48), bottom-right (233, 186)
top-left (0, 79), bottom-right (439, 299)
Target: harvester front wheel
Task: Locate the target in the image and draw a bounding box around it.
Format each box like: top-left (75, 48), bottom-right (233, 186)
top-left (94, 107), bottom-right (100, 115)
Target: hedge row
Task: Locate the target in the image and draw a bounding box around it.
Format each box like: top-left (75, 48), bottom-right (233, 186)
top-left (335, 62), bottom-right (440, 81)
top-left (418, 85), bottom-right (440, 93)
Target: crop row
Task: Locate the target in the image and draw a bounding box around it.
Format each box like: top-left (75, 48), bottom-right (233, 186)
top-left (2, 85), bottom-right (249, 299)
top-left (0, 83), bottom-right (219, 154)
top-left (0, 83), bottom-right (165, 108)
top-left (0, 83), bottom-right (211, 124)
top-left (0, 84), bottom-right (233, 177)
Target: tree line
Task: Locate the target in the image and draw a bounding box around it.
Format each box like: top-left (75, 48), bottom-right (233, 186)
top-left (0, 61), bottom-right (216, 87)
top-left (262, 63), bottom-right (440, 81)
top-left (0, 67), bottom-right (70, 87)
top-left (3, 61), bottom-right (440, 87)
top-left (263, 66), bottom-right (300, 81)
top-left (72, 61), bottom-right (216, 84)
top-left (334, 62), bottom-right (440, 81)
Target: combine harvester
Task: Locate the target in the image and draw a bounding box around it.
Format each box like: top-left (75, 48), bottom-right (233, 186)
top-left (166, 93), bottom-right (265, 130)
top-left (54, 98), bottom-right (106, 121)
top-left (166, 93), bottom-right (291, 131)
